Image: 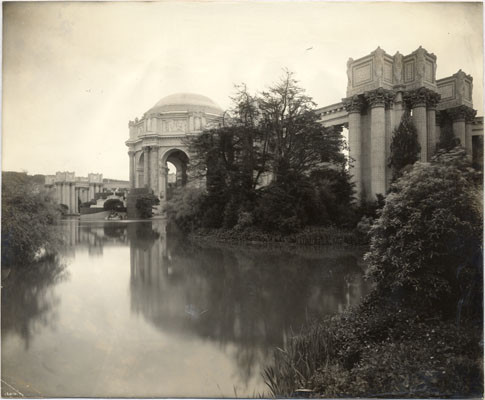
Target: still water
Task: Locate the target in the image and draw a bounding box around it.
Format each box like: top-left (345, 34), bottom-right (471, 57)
top-left (2, 220), bottom-right (370, 397)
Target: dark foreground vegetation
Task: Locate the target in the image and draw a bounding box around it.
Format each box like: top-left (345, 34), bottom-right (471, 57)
top-left (263, 148), bottom-right (483, 397)
top-left (2, 171), bottom-right (62, 268)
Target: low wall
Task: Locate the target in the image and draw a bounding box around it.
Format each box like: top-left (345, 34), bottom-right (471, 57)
top-left (80, 206), bottom-right (105, 215)
top-left (80, 211), bottom-right (111, 221)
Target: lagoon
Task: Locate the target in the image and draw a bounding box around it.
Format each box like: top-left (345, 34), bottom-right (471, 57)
top-left (2, 219), bottom-right (370, 397)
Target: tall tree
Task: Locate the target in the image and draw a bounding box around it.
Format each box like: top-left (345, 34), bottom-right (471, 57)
top-left (388, 112), bottom-right (421, 180)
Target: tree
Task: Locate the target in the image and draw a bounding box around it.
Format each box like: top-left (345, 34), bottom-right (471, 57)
top-left (185, 71), bottom-right (349, 230)
top-left (365, 150), bottom-right (482, 316)
top-left (2, 172), bottom-right (62, 268)
top-left (388, 112), bottom-right (421, 180)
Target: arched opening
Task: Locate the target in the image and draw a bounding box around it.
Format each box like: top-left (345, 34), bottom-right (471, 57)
top-left (161, 149), bottom-right (189, 201)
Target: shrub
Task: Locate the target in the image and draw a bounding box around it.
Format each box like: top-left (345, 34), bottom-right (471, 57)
top-left (388, 112), bottom-right (421, 180)
top-left (135, 193), bottom-right (160, 219)
top-left (2, 172), bottom-right (62, 267)
top-left (365, 151), bottom-right (482, 316)
top-left (164, 187), bottom-right (207, 232)
top-left (103, 198), bottom-right (124, 212)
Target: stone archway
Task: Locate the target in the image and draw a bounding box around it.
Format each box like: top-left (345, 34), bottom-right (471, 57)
top-left (159, 148), bottom-right (190, 203)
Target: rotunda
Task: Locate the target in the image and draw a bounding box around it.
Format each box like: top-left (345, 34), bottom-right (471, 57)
top-left (126, 93), bottom-right (223, 207)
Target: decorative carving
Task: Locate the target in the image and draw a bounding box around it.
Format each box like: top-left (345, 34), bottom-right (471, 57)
top-left (343, 95), bottom-right (364, 113)
top-left (364, 88), bottom-right (395, 108)
top-left (393, 52), bottom-right (403, 84)
top-left (403, 87), bottom-right (439, 108)
top-left (447, 105), bottom-right (475, 122)
top-left (346, 58), bottom-right (354, 88)
top-left (415, 46), bottom-right (426, 81)
top-left (374, 47), bottom-right (385, 79)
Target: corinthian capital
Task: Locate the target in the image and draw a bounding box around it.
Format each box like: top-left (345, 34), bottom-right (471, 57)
top-left (364, 88), bottom-right (395, 108)
top-left (343, 95), bottom-right (364, 113)
top-left (403, 87), bottom-right (440, 109)
top-left (448, 105), bottom-right (476, 122)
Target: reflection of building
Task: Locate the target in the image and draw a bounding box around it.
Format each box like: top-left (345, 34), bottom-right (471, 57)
top-left (125, 93), bottom-right (223, 206)
top-left (45, 173), bottom-right (130, 215)
top-left (45, 172), bottom-right (103, 214)
top-left (317, 46), bottom-right (483, 201)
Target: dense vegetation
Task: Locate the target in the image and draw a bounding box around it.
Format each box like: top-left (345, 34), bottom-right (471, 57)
top-left (2, 172), bottom-right (62, 268)
top-left (165, 72), bottom-right (359, 236)
top-left (263, 148), bottom-right (483, 397)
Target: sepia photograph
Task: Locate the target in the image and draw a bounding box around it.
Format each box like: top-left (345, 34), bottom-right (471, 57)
top-left (1, 1), bottom-right (483, 398)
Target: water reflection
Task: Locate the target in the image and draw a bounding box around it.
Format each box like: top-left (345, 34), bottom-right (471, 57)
top-left (2, 220), bottom-right (370, 397)
top-left (128, 221), bottom-right (369, 385)
top-left (2, 256), bottom-right (68, 350)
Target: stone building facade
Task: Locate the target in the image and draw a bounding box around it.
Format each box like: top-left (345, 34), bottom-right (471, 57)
top-left (318, 46), bottom-right (482, 201)
top-left (45, 172), bottom-right (103, 214)
top-left (125, 93), bottom-right (223, 204)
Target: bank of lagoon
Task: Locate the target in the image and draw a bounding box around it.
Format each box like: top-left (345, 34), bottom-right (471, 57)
top-left (2, 219), bottom-right (370, 397)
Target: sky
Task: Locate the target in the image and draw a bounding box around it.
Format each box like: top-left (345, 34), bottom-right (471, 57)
top-left (2, 1), bottom-right (483, 181)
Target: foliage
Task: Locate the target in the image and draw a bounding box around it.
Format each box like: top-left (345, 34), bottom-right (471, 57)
top-left (2, 172), bottom-right (62, 268)
top-left (59, 203), bottom-right (69, 216)
top-left (190, 225), bottom-right (366, 246)
top-left (263, 147), bottom-right (483, 398)
top-left (388, 112), bottom-right (421, 180)
top-left (264, 294), bottom-right (483, 398)
top-left (164, 187), bottom-right (207, 232)
top-left (135, 193), bottom-right (160, 219)
top-left (185, 71), bottom-right (350, 231)
top-left (103, 198), bottom-right (125, 212)
top-left (365, 149), bottom-right (482, 313)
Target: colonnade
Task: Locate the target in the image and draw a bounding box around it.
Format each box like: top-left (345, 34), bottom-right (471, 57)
top-left (55, 182), bottom-right (103, 214)
top-left (344, 87), bottom-right (476, 202)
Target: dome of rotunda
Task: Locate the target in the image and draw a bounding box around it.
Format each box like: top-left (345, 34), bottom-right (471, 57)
top-left (146, 93), bottom-right (223, 116)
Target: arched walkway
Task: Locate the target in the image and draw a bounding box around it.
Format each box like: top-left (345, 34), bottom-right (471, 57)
top-left (159, 148), bottom-right (190, 202)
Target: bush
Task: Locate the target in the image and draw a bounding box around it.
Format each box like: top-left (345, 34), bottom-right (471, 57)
top-left (164, 187), bottom-right (207, 232)
top-left (2, 172), bottom-right (62, 267)
top-left (365, 151), bottom-right (482, 315)
top-left (103, 198), bottom-right (124, 212)
top-left (135, 193), bottom-right (160, 219)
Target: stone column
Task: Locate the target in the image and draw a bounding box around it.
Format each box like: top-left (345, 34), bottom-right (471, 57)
top-left (70, 184), bottom-right (76, 213)
top-left (150, 146), bottom-right (160, 195)
top-left (143, 146), bottom-right (151, 189)
top-left (89, 184), bottom-right (94, 200)
top-left (385, 98), bottom-right (394, 189)
top-left (465, 109), bottom-right (477, 158)
top-left (159, 165), bottom-right (169, 203)
top-left (435, 111), bottom-right (442, 152)
top-left (365, 89), bottom-right (390, 198)
top-left (426, 108), bottom-right (437, 160)
top-left (63, 183), bottom-right (69, 207)
top-left (56, 184), bottom-right (62, 203)
top-left (343, 96), bottom-right (364, 201)
top-left (69, 183), bottom-right (76, 214)
top-left (129, 151), bottom-right (136, 189)
top-left (413, 104), bottom-right (427, 162)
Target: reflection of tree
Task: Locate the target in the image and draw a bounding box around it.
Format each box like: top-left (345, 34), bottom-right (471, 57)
top-left (128, 225), bottom-right (371, 389)
top-left (1, 256), bottom-right (68, 349)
